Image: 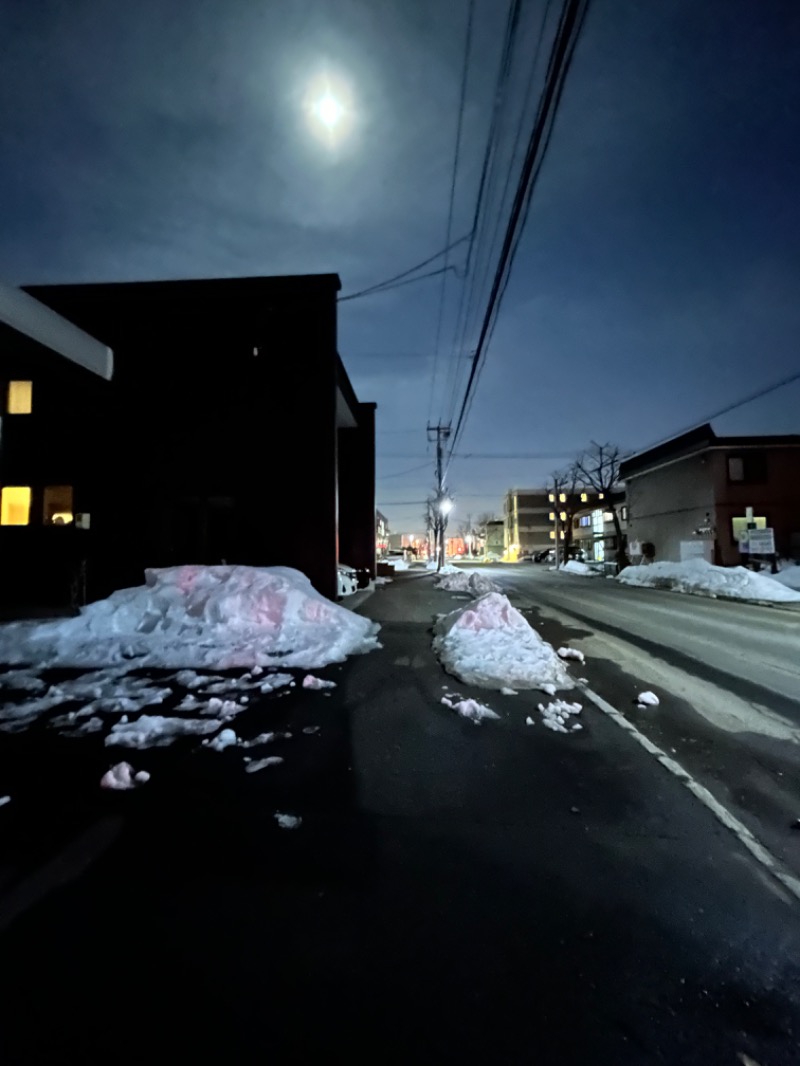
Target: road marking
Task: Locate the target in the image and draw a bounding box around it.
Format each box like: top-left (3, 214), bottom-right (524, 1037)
top-left (579, 683), bottom-right (800, 904)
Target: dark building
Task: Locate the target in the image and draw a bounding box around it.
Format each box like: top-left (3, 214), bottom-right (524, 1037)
top-left (0, 274), bottom-right (376, 608)
top-left (620, 424), bottom-right (800, 565)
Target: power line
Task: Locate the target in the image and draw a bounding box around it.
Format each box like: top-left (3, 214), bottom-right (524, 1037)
top-left (377, 462), bottom-right (432, 480)
top-left (427, 0), bottom-right (475, 423)
top-left (447, 0), bottom-right (591, 463)
top-left (338, 232), bottom-right (471, 303)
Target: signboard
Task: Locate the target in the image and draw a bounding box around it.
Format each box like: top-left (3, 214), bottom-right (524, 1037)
top-left (744, 528), bottom-right (775, 555)
top-left (680, 540), bottom-right (712, 562)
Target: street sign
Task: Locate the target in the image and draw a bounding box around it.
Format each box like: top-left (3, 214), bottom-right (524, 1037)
top-left (746, 528), bottom-right (775, 554)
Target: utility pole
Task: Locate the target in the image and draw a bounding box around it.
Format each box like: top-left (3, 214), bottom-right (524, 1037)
top-left (427, 423), bottom-right (451, 571)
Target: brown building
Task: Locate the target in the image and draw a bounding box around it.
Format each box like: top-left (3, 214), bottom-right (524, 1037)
top-left (620, 424), bottom-right (800, 565)
top-left (0, 274), bottom-right (376, 609)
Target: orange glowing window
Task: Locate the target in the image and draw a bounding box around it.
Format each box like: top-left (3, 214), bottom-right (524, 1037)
top-left (1, 486), bottom-right (32, 525)
top-left (44, 486), bottom-right (74, 525)
top-left (7, 381), bottom-right (32, 414)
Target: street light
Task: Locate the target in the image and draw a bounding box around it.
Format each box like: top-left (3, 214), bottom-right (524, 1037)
top-left (439, 498), bottom-right (453, 515)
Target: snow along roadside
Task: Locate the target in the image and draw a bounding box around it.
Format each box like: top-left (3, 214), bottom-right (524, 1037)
top-left (577, 681), bottom-right (800, 904)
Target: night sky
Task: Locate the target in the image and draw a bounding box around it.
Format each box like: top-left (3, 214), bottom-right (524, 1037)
top-left (2, 1), bottom-right (799, 534)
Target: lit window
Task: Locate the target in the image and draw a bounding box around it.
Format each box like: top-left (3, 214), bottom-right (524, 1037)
top-left (560, 512), bottom-right (567, 521)
top-left (598, 492), bottom-right (604, 499)
top-left (549, 512), bottom-right (555, 520)
top-left (44, 486), bottom-right (74, 525)
top-left (549, 531), bottom-right (555, 540)
top-left (1, 486), bottom-right (31, 525)
top-left (7, 381), bottom-right (32, 414)
top-left (548, 493), bottom-right (555, 503)
top-left (580, 492), bottom-right (588, 503)
top-left (559, 531), bottom-right (565, 539)
top-left (559, 493), bottom-right (566, 503)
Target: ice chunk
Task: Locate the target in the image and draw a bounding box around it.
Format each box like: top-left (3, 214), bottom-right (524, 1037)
top-left (106, 715), bottom-right (221, 748)
top-left (501, 687), bottom-right (518, 696)
top-left (0, 795), bottom-right (10, 807)
top-left (557, 647), bottom-right (585, 663)
top-left (100, 762), bottom-right (145, 790)
top-left (204, 728), bottom-right (238, 751)
top-left (245, 756), bottom-right (284, 773)
top-left (441, 695), bottom-right (500, 724)
top-left (274, 812), bottom-right (302, 830)
top-left (302, 674), bottom-right (337, 690)
top-left (637, 691), bottom-right (660, 707)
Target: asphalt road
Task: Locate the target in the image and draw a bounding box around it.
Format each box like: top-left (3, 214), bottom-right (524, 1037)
top-left (499, 564), bottom-right (800, 705)
top-left (1, 571), bottom-right (800, 1064)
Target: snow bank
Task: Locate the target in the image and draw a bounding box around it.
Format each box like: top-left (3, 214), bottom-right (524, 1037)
top-left (559, 561), bottom-right (599, 577)
top-left (772, 564), bottom-right (800, 592)
top-left (441, 694), bottom-right (500, 723)
top-left (433, 593), bottom-right (573, 691)
top-left (434, 570), bottom-right (501, 595)
top-left (618, 558), bottom-right (800, 603)
top-left (0, 565), bottom-right (381, 670)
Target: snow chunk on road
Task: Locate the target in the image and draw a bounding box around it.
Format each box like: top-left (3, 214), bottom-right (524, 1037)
top-left (0, 795), bottom-right (11, 807)
top-left (435, 570), bottom-right (500, 595)
top-left (106, 715), bottom-right (221, 748)
top-left (538, 699), bottom-right (583, 734)
top-left (559, 561), bottom-right (600, 577)
top-left (274, 812), bottom-right (302, 829)
top-left (501, 687), bottom-right (518, 696)
top-left (0, 565), bottom-right (381, 670)
top-left (245, 756), bottom-right (284, 773)
top-left (100, 762), bottom-right (149, 790)
top-left (637, 691), bottom-right (660, 707)
top-left (558, 647), bottom-right (585, 663)
top-left (618, 558), bottom-right (800, 603)
top-left (302, 674), bottom-right (336, 690)
top-left (441, 694), bottom-right (500, 723)
top-left (203, 728), bottom-right (238, 751)
top-left (433, 593), bottom-right (572, 692)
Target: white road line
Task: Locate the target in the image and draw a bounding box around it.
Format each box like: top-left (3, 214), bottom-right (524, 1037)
top-left (579, 683), bottom-right (800, 904)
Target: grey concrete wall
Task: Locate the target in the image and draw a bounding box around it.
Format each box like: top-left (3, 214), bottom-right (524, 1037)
top-left (625, 453), bottom-right (715, 563)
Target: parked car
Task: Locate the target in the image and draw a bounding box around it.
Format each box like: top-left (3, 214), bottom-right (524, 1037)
top-left (337, 565), bottom-right (358, 597)
top-left (533, 549), bottom-right (554, 563)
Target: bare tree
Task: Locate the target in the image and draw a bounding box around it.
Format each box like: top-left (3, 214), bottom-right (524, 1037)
top-left (426, 490), bottom-right (454, 570)
top-left (475, 511), bottom-right (496, 557)
top-left (548, 463), bottom-right (585, 565)
top-left (575, 442), bottom-right (628, 570)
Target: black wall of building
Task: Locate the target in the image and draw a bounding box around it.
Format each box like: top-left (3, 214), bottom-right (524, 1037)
top-left (1, 275), bottom-right (363, 605)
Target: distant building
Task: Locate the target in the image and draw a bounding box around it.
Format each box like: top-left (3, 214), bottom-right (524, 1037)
top-left (0, 274), bottom-right (376, 608)
top-left (376, 510), bottom-right (389, 557)
top-left (503, 487), bottom-right (604, 558)
top-left (485, 519), bottom-right (504, 556)
top-left (620, 424), bottom-right (800, 565)
top-left (573, 493), bottom-right (627, 563)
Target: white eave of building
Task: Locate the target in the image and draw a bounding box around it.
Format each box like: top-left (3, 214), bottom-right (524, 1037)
top-left (0, 281), bottom-right (113, 380)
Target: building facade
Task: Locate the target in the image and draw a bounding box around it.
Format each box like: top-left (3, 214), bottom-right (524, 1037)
top-left (573, 495), bottom-right (628, 562)
top-left (0, 274), bottom-right (376, 608)
top-left (620, 424), bottom-right (800, 565)
top-left (504, 487), bottom-right (604, 558)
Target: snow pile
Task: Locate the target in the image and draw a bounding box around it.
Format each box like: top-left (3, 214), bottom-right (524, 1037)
top-left (0, 565), bottom-right (381, 670)
top-left (558, 646), bottom-right (585, 663)
top-left (559, 561), bottom-right (599, 577)
top-left (434, 570), bottom-right (501, 595)
top-left (637, 691), bottom-right (660, 707)
top-left (441, 694), bottom-right (500, 723)
top-left (538, 699), bottom-right (583, 734)
top-left (433, 593), bottom-right (573, 691)
top-left (100, 762), bottom-right (150, 790)
top-left (302, 674), bottom-right (336, 690)
top-left (617, 558), bottom-right (800, 603)
top-left (772, 564), bottom-right (800, 591)
top-left (374, 576), bottom-right (393, 586)
top-left (106, 715), bottom-right (221, 748)
top-left (387, 558), bottom-right (409, 571)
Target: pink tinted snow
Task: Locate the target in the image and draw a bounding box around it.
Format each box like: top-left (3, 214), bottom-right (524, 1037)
top-left (447, 593), bottom-right (527, 634)
top-left (302, 675), bottom-right (337, 690)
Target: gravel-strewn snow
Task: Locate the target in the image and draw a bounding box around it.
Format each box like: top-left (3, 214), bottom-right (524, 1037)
top-left (618, 558), bottom-right (800, 603)
top-left (559, 561), bottom-right (599, 577)
top-left (433, 593), bottom-right (573, 691)
top-left (0, 565), bottom-right (381, 670)
top-left (441, 694), bottom-right (500, 723)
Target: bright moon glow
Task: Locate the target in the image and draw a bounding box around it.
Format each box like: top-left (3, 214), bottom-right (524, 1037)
top-left (305, 71), bottom-right (353, 146)
top-left (314, 92), bottom-right (343, 129)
